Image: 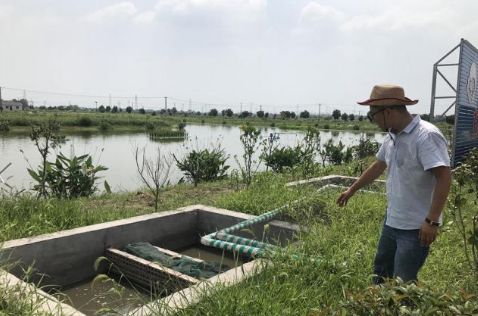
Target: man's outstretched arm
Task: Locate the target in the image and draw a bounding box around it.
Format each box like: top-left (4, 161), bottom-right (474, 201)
top-left (336, 159), bottom-right (387, 207)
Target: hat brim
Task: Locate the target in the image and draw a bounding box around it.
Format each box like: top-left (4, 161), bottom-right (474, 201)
top-left (357, 98), bottom-right (418, 106)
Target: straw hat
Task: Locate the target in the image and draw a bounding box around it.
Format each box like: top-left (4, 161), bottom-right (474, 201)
top-left (357, 84), bottom-right (418, 106)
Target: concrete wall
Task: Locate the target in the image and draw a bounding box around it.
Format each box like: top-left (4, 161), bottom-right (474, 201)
top-left (0, 209), bottom-right (197, 287)
top-left (0, 205), bottom-right (299, 289)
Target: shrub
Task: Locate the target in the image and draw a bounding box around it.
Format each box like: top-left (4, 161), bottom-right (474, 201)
top-left (261, 146), bottom-right (302, 172)
top-left (450, 148), bottom-right (478, 274)
top-left (323, 124), bottom-right (330, 129)
top-left (28, 153), bottom-right (108, 199)
top-left (77, 116), bottom-right (93, 127)
top-left (353, 124), bottom-right (360, 130)
top-left (98, 120), bottom-right (112, 132)
top-left (0, 119), bottom-right (10, 132)
top-left (174, 147), bottom-right (229, 187)
top-left (320, 139), bottom-right (352, 166)
top-left (352, 136), bottom-right (380, 159)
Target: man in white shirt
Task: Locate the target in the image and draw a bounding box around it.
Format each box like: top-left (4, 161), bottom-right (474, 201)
top-left (337, 84), bottom-right (452, 283)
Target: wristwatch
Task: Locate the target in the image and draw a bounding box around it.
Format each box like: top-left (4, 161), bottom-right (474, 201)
top-left (425, 217), bottom-right (440, 227)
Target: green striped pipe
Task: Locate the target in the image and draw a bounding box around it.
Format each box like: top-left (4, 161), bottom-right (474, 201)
top-left (200, 233), bottom-right (266, 257)
top-left (214, 232), bottom-right (278, 250)
top-left (217, 207), bottom-right (283, 235)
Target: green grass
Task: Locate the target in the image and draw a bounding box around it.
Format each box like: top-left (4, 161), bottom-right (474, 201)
top-left (0, 162), bottom-right (476, 315)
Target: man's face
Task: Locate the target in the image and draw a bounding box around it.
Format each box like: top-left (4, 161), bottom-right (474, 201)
top-left (367, 106), bottom-right (387, 131)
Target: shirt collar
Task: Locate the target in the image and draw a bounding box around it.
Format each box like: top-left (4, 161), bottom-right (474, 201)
top-left (401, 114), bottom-right (420, 134)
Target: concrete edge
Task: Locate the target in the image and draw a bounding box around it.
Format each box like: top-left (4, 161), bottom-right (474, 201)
top-left (130, 259), bottom-right (266, 316)
top-left (1, 206), bottom-right (202, 249)
top-left (0, 270), bottom-right (85, 316)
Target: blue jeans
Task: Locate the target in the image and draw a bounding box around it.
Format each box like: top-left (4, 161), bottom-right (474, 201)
top-left (373, 223), bottom-right (429, 284)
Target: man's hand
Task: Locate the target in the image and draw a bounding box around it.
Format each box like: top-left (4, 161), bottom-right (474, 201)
top-left (418, 223), bottom-right (438, 246)
top-left (337, 189), bottom-right (354, 207)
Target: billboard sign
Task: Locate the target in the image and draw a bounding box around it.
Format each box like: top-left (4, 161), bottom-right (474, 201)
top-left (452, 39), bottom-right (478, 166)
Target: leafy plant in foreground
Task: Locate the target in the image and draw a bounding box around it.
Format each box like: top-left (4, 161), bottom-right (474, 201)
top-left (449, 148), bottom-right (478, 274)
top-left (339, 280), bottom-right (478, 315)
top-left (235, 125), bottom-right (261, 187)
top-left (29, 118), bottom-right (64, 198)
top-left (28, 153), bottom-right (108, 199)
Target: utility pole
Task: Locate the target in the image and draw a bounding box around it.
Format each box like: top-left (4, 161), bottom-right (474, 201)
top-left (134, 95), bottom-right (138, 110)
top-left (95, 101), bottom-right (98, 111)
top-left (188, 98), bottom-right (192, 112)
top-left (109, 94), bottom-right (112, 107)
top-left (240, 102), bottom-right (243, 113)
top-left (164, 96), bottom-right (168, 109)
top-left (318, 103), bottom-right (322, 118)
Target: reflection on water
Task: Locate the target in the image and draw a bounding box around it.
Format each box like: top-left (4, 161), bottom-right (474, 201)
top-left (0, 125), bottom-right (385, 192)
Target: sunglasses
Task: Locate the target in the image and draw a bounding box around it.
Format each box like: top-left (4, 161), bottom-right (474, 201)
top-left (367, 108), bottom-right (386, 122)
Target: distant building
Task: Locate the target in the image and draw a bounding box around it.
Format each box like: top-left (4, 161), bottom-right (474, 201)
top-left (0, 100), bottom-right (27, 111)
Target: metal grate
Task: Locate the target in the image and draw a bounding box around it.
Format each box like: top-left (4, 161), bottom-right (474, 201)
top-left (105, 248), bottom-right (199, 296)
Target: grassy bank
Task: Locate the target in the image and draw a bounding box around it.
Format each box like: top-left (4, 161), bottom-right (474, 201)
top-left (0, 110), bottom-right (383, 135)
top-left (0, 110), bottom-right (455, 139)
top-left (0, 162), bottom-right (476, 315)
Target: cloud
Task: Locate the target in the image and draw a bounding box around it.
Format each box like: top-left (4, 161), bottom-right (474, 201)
top-left (298, 2), bottom-right (345, 26)
top-left (0, 4), bottom-right (15, 20)
top-left (133, 11), bottom-right (157, 24)
top-left (84, 2), bottom-right (137, 22)
top-left (155, 0), bottom-right (266, 15)
top-left (341, 7), bottom-right (453, 32)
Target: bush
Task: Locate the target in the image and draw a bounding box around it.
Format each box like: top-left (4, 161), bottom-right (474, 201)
top-left (98, 120), bottom-right (112, 132)
top-left (261, 146), bottom-right (302, 172)
top-left (77, 116), bottom-right (93, 127)
top-left (323, 124), bottom-right (330, 129)
top-left (352, 137), bottom-right (380, 159)
top-left (353, 124), bottom-right (360, 130)
top-left (320, 139), bottom-right (352, 166)
top-left (0, 119), bottom-right (10, 132)
top-left (174, 147), bottom-right (229, 186)
top-left (28, 153), bottom-right (108, 199)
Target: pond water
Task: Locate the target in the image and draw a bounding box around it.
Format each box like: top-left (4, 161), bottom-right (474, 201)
top-left (0, 125), bottom-right (385, 192)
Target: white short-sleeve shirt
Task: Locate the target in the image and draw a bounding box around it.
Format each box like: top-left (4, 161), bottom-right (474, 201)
top-left (376, 115), bottom-right (450, 229)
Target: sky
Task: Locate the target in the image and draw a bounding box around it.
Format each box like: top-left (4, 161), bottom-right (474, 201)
top-left (0, 0), bottom-right (477, 115)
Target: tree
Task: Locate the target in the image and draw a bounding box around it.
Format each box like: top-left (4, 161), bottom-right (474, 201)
top-left (28, 118), bottom-right (64, 198)
top-left (106, 106), bottom-right (111, 112)
top-left (126, 106), bottom-right (133, 113)
top-left (224, 108), bottom-right (234, 117)
top-left (280, 111), bottom-right (293, 119)
top-left (19, 99), bottom-right (29, 108)
top-left (112, 106), bottom-right (118, 113)
top-left (348, 113), bottom-right (355, 121)
top-left (300, 110), bottom-right (310, 119)
top-left (135, 147), bottom-right (172, 211)
top-left (239, 111), bottom-right (251, 118)
top-left (341, 112), bottom-right (348, 121)
top-left (332, 109), bottom-right (341, 120)
top-left (139, 108), bottom-right (146, 114)
top-left (235, 125), bottom-right (261, 187)
top-left (98, 105), bottom-right (106, 113)
top-left (256, 110), bottom-right (265, 118)
top-left (208, 108), bottom-right (218, 116)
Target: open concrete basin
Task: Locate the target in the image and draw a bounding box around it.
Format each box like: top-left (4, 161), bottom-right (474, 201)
top-left (0, 205), bottom-right (298, 315)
